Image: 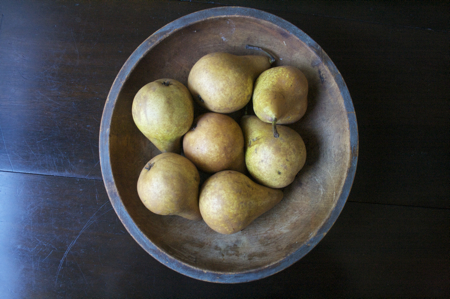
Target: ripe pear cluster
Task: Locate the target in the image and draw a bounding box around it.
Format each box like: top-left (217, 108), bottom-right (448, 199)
top-left (131, 46), bottom-right (308, 235)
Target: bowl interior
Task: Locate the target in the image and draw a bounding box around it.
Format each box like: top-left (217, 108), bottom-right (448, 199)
top-left (105, 13), bottom-right (353, 275)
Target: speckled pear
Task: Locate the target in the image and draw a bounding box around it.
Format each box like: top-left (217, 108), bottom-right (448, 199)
top-left (182, 112), bottom-right (246, 174)
top-left (253, 66), bottom-right (308, 137)
top-left (199, 170), bottom-right (283, 234)
top-left (132, 79), bottom-right (194, 153)
top-left (137, 153), bottom-right (202, 221)
top-left (187, 51), bottom-right (273, 113)
top-left (241, 115), bottom-right (307, 189)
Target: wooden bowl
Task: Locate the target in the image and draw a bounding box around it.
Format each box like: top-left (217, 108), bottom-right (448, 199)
top-left (100, 7), bottom-right (358, 283)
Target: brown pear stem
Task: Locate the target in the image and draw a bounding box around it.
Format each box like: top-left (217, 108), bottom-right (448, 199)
top-left (272, 119), bottom-right (279, 138)
top-left (246, 45), bottom-right (276, 64)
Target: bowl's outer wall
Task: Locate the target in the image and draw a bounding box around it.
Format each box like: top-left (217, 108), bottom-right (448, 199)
top-left (100, 6), bottom-right (358, 283)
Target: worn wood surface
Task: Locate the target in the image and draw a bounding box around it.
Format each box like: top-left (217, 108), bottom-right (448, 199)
top-left (0, 0), bottom-right (448, 296)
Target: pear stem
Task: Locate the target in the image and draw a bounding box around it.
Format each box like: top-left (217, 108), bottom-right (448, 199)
top-left (145, 162), bottom-right (155, 171)
top-left (272, 119), bottom-right (279, 138)
top-left (246, 45), bottom-right (276, 64)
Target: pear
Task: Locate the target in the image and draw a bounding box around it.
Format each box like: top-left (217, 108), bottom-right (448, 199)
top-left (187, 50), bottom-right (274, 113)
top-left (241, 115), bottom-right (307, 189)
top-left (137, 153), bottom-right (202, 221)
top-left (183, 112), bottom-right (246, 173)
top-left (199, 170), bottom-right (283, 234)
top-left (132, 78), bottom-right (194, 153)
top-left (253, 66), bottom-right (308, 137)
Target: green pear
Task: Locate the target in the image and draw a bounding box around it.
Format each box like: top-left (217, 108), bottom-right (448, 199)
top-left (132, 78), bottom-right (194, 153)
top-left (137, 153), bottom-right (202, 221)
top-left (187, 50), bottom-right (274, 113)
top-left (199, 170), bottom-right (283, 234)
top-left (183, 112), bottom-right (246, 173)
top-left (253, 66), bottom-right (308, 137)
top-left (241, 115), bottom-right (307, 189)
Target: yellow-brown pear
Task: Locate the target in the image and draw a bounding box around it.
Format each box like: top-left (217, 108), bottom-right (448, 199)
top-left (188, 51), bottom-right (273, 113)
top-left (137, 153), bottom-right (201, 221)
top-left (183, 112), bottom-right (246, 173)
top-left (241, 115), bottom-right (307, 189)
top-left (132, 79), bottom-right (194, 153)
top-left (199, 170), bottom-right (283, 234)
top-left (253, 66), bottom-right (308, 137)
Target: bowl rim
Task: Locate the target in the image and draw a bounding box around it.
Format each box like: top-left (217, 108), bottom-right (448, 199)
top-left (99, 6), bottom-right (358, 283)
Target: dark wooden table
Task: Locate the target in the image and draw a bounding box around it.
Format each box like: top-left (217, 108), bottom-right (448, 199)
top-left (0, 1), bottom-right (449, 297)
